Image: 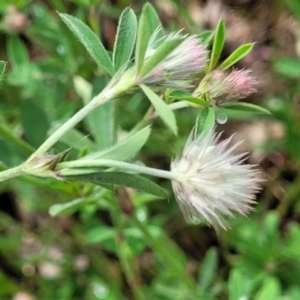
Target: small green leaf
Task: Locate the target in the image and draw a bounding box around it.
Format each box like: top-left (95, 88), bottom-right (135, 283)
top-left (220, 43), bottom-right (254, 70)
top-left (66, 172), bottom-right (167, 198)
top-left (74, 75), bottom-right (115, 149)
top-left (169, 90), bottom-right (206, 105)
top-left (229, 269), bottom-right (250, 300)
top-left (21, 100), bottom-right (50, 148)
top-left (73, 75), bottom-right (92, 104)
top-left (139, 38), bottom-right (183, 78)
top-left (199, 30), bottom-right (214, 46)
top-left (59, 13), bottom-right (114, 76)
top-left (199, 247), bottom-right (218, 292)
top-left (49, 198), bottom-right (88, 216)
top-left (94, 102), bottom-right (116, 149)
top-left (140, 84), bottom-right (177, 134)
top-left (208, 20), bottom-right (226, 71)
top-left (86, 227), bottom-right (116, 244)
top-left (91, 77), bottom-right (115, 149)
top-left (254, 277), bottom-right (281, 300)
top-left (0, 121), bottom-right (34, 155)
top-left (0, 61), bottom-right (6, 78)
top-left (48, 125), bottom-right (97, 152)
top-left (83, 126), bottom-right (151, 161)
top-left (143, 3), bottom-right (164, 39)
top-left (135, 5), bottom-right (152, 73)
top-left (7, 36), bottom-right (29, 68)
top-left (273, 57), bottom-right (300, 78)
top-left (113, 8), bottom-right (137, 71)
top-left (195, 107), bottom-right (215, 136)
top-left (222, 102), bottom-right (271, 114)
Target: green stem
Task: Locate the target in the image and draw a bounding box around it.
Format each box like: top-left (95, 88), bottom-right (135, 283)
top-left (130, 106), bottom-right (154, 135)
top-left (31, 70), bottom-right (136, 157)
top-left (0, 70), bottom-right (137, 182)
top-left (0, 123), bottom-right (35, 155)
top-left (111, 207), bottom-right (145, 300)
top-left (167, 100), bottom-right (190, 111)
top-left (57, 159), bottom-right (175, 180)
top-left (31, 99), bottom-right (99, 157)
top-left (0, 165), bottom-right (24, 182)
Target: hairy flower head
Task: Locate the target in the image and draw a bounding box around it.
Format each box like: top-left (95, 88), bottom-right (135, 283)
top-left (195, 69), bottom-right (257, 105)
top-left (141, 32), bottom-right (208, 88)
top-left (170, 129), bottom-right (261, 230)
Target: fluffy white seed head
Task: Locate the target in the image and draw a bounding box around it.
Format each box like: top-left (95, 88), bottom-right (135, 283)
top-left (170, 129), bottom-right (262, 230)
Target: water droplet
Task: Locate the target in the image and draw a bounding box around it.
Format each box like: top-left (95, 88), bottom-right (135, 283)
top-left (267, 97), bottom-right (283, 111)
top-left (57, 45), bottom-right (66, 55)
top-left (58, 74), bottom-right (68, 82)
top-left (136, 207), bottom-right (147, 222)
top-left (216, 113), bottom-right (228, 124)
top-left (92, 282), bottom-right (110, 299)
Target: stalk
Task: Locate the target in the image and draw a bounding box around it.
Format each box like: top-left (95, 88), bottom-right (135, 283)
top-left (0, 165), bottom-right (24, 182)
top-left (57, 159), bottom-right (175, 180)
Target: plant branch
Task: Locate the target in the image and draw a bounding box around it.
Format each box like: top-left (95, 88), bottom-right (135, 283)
top-left (57, 159), bottom-right (175, 180)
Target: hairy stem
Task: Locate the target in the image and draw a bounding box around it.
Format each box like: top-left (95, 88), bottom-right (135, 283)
top-left (0, 165), bottom-right (24, 182)
top-left (31, 99), bottom-right (99, 157)
top-left (57, 159), bottom-right (175, 180)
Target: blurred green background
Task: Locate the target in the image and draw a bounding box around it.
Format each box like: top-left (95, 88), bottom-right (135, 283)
top-left (1, 0), bottom-right (300, 299)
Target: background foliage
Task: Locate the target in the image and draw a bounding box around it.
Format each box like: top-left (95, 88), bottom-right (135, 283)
top-left (0, 0), bottom-right (300, 299)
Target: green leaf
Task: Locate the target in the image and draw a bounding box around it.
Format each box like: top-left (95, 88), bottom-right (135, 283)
top-left (113, 8), bottom-right (137, 71)
top-left (66, 172), bottom-right (167, 198)
top-left (59, 13), bottom-right (114, 76)
top-left (0, 61), bottom-right (6, 79)
top-left (222, 102), bottom-right (271, 114)
top-left (219, 43), bottom-right (254, 70)
top-left (208, 20), bottom-right (225, 71)
top-left (86, 227), bottom-right (116, 244)
top-left (214, 108), bottom-right (265, 119)
top-left (85, 76), bottom-right (115, 149)
top-left (229, 269), bottom-right (250, 300)
top-left (21, 100), bottom-right (50, 148)
top-left (273, 57), bottom-right (300, 78)
top-left (49, 198), bottom-right (88, 216)
top-left (139, 38), bottom-right (183, 78)
top-left (254, 277), bottom-right (281, 300)
top-left (195, 107), bottom-right (215, 136)
top-left (135, 4), bottom-right (152, 73)
top-left (199, 247), bottom-right (218, 292)
top-left (143, 3), bottom-right (164, 39)
top-left (73, 75), bottom-right (92, 104)
top-left (0, 139), bottom-right (19, 166)
top-left (0, 122), bottom-right (34, 155)
top-left (82, 126), bottom-right (151, 161)
top-left (48, 125), bottom-right (97, 152)
top-left (199, 30), bottom-right (214, 45)
top-left (169, 90), bottom-right (206, 105)
top-left (7, 36), bottom-right (29, 68)
top-left (140, 84), bottom-right (177, 134)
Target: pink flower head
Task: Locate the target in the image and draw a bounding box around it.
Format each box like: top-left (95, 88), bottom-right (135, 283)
top-left (141, 33), bottom-right (208, 88)
top-left (196, 69), bottom-right (257, 105)
top-left (226, 69), bottom-right (257, 99)
top-left (170, 129), bottom-right (261, 230)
